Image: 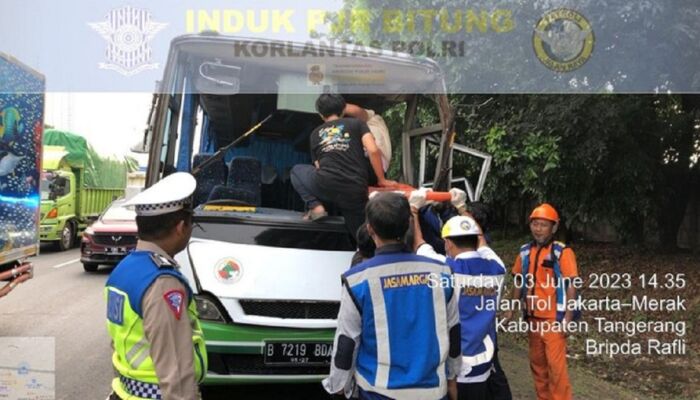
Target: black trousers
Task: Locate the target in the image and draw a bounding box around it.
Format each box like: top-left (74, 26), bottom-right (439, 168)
top-left (457, 381), bottom-right (490, 400)
top-left (488, 348), bottom-right (513, 400)
top-left (290, 164), bottom-right (367, 242)
top-left (458, 348), bottom-right (512, 400)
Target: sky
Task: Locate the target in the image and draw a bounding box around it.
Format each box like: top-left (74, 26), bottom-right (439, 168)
top-left (45, 93), bottom-right (152, 159)
top-left (40, 1), bottom-right (343, 164)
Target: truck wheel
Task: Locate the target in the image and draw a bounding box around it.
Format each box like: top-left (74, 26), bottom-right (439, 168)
top-left (82, 263), bottom-right (98, 272)
top-left (58, 222), bottom-right (74, 251)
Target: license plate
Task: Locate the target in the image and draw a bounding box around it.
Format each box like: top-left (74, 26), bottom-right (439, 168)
top-left (264, 342), bottom-right (333, 366)
top-left (106, 247), bottom-right (126, 255)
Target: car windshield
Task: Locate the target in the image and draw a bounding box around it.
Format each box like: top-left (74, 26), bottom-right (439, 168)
top-left (102, 203), bottom-right (136, 221)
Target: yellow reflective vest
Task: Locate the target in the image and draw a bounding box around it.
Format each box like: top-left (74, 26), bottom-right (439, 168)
top-left (105, 251), bottom-right (207, 399)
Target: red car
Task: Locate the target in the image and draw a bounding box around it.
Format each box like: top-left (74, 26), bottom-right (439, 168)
top-left (80, 199), bottom-right (137, 272)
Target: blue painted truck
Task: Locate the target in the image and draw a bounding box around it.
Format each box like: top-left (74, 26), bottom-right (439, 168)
top-left (0, 52), bottom-right (44, 269)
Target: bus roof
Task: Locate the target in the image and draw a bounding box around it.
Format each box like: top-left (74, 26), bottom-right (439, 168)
top-left (162, 33), bottom-right (447, 95)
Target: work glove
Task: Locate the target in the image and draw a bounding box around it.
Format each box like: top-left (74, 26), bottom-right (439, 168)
top-left (409, 188), bottom-right (430, 211)
top-left (450, 188), bottom-right (467, 212)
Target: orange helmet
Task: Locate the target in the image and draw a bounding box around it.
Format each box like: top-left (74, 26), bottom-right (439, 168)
top-left (529, 203), bottom-right (559, 223)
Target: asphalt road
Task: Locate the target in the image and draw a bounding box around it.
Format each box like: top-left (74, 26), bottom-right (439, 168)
top-left (0, 246), bottom-right (332, 400)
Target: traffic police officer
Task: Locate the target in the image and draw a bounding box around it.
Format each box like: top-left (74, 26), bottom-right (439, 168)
top-left (105, 172), bottom-right (207, 400)
top-left (323, 192), bottom-right (462, 400)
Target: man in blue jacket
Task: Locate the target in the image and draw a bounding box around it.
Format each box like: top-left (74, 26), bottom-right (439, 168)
top-left (323, 192), bottom-right (462, 400)
top-left (410, 189), bottom-right (510, 400)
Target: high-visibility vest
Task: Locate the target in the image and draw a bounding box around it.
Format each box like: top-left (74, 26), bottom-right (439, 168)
top-left (446, 255), bottom-right (505, 383)
top-left (105, 251), bottom-right (207, 400)
top-left (343, 251), bottom-right (455, 399)
top-left (519, 241), bottom-right (576, 322)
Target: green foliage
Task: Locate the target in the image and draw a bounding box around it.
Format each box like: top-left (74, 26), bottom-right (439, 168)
top-left (381, 101), bottom-right (406, 179)
top-left (331, 0), bottom-right (700, 245)
top-left (329, 0), bottom-right (700, 92)
top-left (451, 94), bottom-right (699, 245)
top-left (483, 125), bottom-right (560, 201)
top-left (376, 93), bottom-right (698, 246)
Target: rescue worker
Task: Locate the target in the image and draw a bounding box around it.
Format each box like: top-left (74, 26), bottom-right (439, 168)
top-left (410, 189), bottom-right (510, 400)
top-left (105, 172), bottom-right (207, 400)
top-left (290, 93), bottom-right (397, 240)
top-left (323, 192), bottom-right (462, 400)
top-left (508, 203), bottom-right (578, 400)
top-left (343, 102), bottom-right (392, 185)
top-left (350, 223), bottom-right (376, 267)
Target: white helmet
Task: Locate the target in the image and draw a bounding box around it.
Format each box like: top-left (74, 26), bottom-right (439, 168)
top-left (441, 216), bottom-right (481, 238)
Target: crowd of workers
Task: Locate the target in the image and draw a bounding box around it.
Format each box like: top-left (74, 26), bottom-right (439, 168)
top-left (102, 93), bottom-right (579, 400)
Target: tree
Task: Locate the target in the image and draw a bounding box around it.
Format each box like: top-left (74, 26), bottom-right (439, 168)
top-left (324, 0), bottom-right (700, 93)
top-left (329, 0), bottom-right (700, 245)
top-left (452, 94), bottom-right (699, 246)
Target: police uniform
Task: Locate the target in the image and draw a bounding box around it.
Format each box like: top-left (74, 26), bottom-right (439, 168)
top-left (105, 173), bottom-right (207, 400)
top-left (418, 216), bottom-right (508, 400)
top-left (323, 243), bottom-right (462, 399)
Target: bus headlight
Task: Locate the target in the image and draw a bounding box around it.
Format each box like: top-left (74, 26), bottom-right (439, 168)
top-left (195, 295), bottom-right (226, 322)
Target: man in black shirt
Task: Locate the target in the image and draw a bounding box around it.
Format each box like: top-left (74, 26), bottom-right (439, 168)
top-left (291, 94), bottom-right (396, 239)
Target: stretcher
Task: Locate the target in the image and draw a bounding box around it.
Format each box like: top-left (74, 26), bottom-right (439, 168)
top-left (368, 183), bottom-right (452, 202)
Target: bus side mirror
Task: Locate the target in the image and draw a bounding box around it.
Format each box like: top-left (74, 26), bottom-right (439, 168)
top-left (130, 138), bottom-right (149, 154)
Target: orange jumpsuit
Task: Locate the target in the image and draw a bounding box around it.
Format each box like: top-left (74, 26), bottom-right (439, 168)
top-left (513, 241), bottom-right (578, 400)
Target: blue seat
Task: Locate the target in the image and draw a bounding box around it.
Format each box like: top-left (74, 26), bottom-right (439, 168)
top-left (227, 156), bottom-right (261, 206)
top-left (192, 153), bottom-right (227, 207)
top-left (208, 185), bottom-right (259, 206)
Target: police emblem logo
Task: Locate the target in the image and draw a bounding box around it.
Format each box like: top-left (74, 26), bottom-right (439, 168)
top-left (214, 258), bottom-right (243, 284)
top-left (308, 64), bottom-right (325, 85)
top-left (533, 9), bottom-right (594, 73)
top-left (88, 6), bottom-right (168, 76)
top-left (163, 289), bottom-right (185, 320)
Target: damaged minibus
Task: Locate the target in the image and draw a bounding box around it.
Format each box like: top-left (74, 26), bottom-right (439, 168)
top-left (139, 33), bottom-right (490, 384)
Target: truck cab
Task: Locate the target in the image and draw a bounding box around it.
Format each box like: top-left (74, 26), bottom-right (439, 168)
top-left (39, 141), bottom-right (127, 251)
top-left (141, 33), bottom-right (483, 384)
top-left (40, 147), bottom-right (83, 250)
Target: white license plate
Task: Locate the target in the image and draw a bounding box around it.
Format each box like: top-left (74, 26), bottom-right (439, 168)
top-left (264, 342), bottom-right (333, 366)
top-left (106, 247), bottom-right (126, 255)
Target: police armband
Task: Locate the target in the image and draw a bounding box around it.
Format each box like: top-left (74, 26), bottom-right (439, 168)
top-left (334, 335), bottom-right (356, 370)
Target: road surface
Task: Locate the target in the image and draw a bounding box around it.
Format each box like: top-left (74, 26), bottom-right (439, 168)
top-left (0, 246), bottom-right (331, 399)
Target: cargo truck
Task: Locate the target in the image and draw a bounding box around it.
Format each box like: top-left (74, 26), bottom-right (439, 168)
top-left (39, 129), bottom-right (135, 251)
top-left (0, 52), bottom-right (43, 284)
